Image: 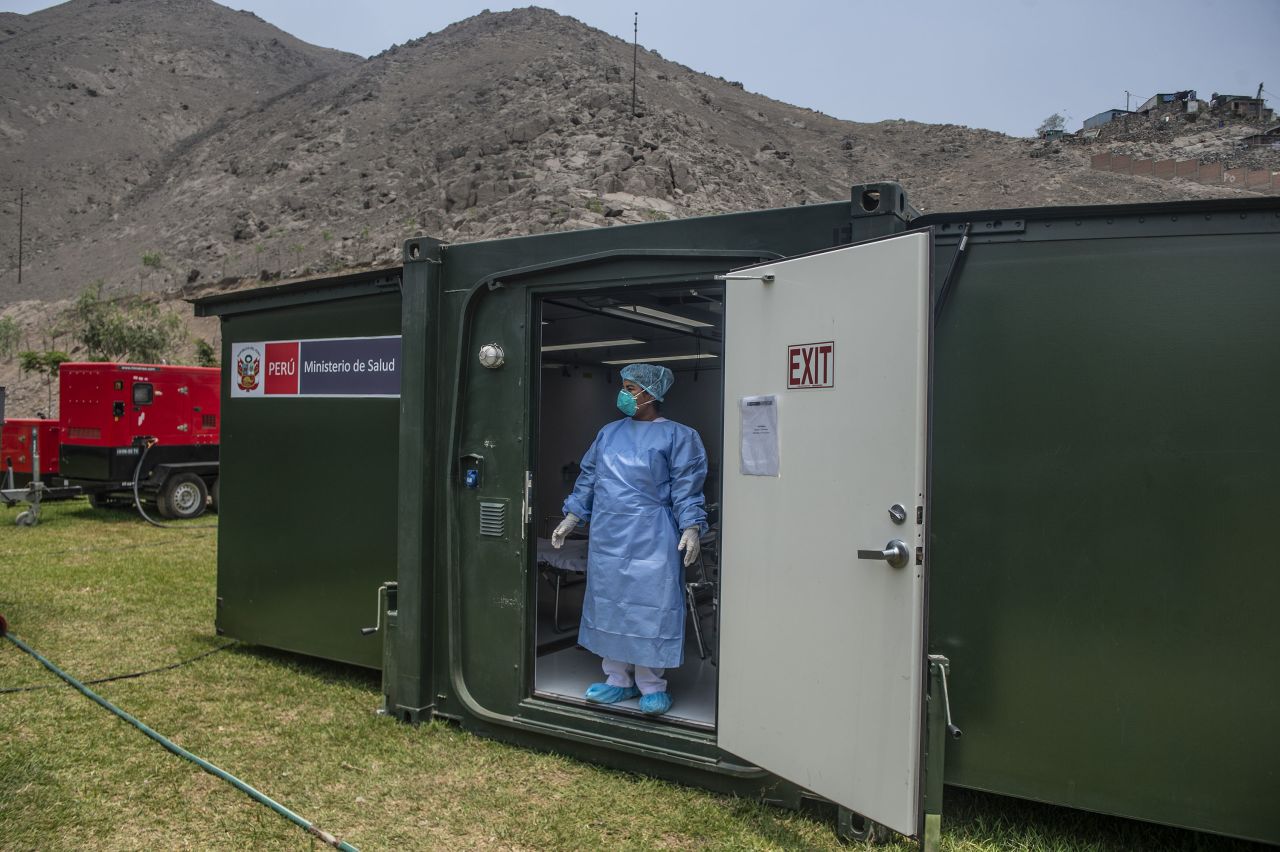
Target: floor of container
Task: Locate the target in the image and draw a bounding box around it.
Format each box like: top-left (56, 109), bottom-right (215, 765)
top-left (533, 570), bottom-right (718, 730)
top-left (534, 642), bottom-right (717, 730)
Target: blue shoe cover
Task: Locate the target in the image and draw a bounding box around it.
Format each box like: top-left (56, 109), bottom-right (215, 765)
top-left (584, 682), bottom-right (640, 704)
top-left (639, 692), bottom-right (673, 715)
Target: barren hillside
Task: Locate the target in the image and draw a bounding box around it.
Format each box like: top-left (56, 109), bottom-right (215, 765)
top-left (0, 0), bottom-right (358, 268)
top-left (0, 5), bottom-right (1275, 417)
top-left (3, 5), bottom-right (1266, 309)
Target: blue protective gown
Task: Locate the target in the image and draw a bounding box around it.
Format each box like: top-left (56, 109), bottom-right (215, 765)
top-left (563, 418), bottom-right (709, 669)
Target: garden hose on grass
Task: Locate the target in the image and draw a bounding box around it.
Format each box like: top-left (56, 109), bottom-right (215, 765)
top-left (131, 439), bottom-right (217, 530)
top-left (0, 613), bottom-right (357, 852)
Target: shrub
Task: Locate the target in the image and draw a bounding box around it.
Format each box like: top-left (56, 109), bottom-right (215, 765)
top-left (194, 338), bottom-right (218, 367)
top-left (18, 349), bottom-right (69, 378)
top-left (0, 316), bottom-right (20, 358)
top-left (70, 284), bottom-right (186, 363)
top-left (19, 349), bottom-right (71, 412)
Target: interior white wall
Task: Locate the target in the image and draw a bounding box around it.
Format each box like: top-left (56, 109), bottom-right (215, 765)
top-left (536, 363), bottom-right (723, 532)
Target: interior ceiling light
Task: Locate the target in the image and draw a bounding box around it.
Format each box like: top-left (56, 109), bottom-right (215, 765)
top-left (601, 305), bottom-right (713, 329)
top-left (601, 354), bottom-right (719, 365)
top-left (540, 338), bottom-right (645, 353)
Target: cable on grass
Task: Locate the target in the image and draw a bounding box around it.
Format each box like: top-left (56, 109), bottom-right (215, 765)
top-left (0, 615), bottom-right (358, 852)
top-left (0, 641), bottom-right (238, 694)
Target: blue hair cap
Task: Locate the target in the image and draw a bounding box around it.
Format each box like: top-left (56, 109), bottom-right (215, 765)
top-left (620, 363), bottom-right (675, 401)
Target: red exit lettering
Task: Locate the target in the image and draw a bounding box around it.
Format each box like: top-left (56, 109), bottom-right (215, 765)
top-left (787, 341), bottom-right (835, 389)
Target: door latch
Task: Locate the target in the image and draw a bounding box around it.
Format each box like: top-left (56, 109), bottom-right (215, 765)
top-left (360, 583), bottom-right (396, 636)
top-left (857, 540), bottom-right (909, 569)
top-left (928, 654), bottom-right (962, 739)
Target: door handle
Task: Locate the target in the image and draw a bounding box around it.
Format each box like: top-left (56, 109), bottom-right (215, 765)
top-left (857, 540), bottom-right (909, 569)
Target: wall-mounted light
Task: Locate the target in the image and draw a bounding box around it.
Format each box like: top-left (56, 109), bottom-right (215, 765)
top-left (478, 343), bottom-right (505, 369)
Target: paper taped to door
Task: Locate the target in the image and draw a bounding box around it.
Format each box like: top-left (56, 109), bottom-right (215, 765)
top-left (740, 395), bottom-right (779, 476)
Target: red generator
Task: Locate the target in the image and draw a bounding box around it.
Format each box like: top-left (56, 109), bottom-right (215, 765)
top-left (1, 417), bottom-right (64, 489)
top-left (58, 362), bottom-right (221, 519)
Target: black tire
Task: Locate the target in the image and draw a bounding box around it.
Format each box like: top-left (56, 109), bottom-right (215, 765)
top-left (156, 473), bottom-right (208, 520)
top-left (210, 477), bottom-right (220, 514)
top-left (836, 807), bottom-right (891, 844)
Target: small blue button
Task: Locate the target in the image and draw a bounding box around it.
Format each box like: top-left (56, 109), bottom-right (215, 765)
top-left (464, 469), bottom-right (479, 488)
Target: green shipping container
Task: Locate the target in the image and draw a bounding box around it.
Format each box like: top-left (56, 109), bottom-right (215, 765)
top-left (197, 269), bottom-right (402, 669)
top-left (195, 185), bottom-right (1280, 846)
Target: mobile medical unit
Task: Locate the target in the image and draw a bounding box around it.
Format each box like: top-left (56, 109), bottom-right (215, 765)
top-left (196, 183), bottom-right (1280, 847)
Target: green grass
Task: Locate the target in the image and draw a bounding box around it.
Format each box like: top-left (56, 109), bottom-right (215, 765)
top-left (0, 502), bottom-right (1268, 850)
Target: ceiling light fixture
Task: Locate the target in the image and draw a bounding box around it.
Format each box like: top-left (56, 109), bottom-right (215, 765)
top-left (601, 354), bottom-right (719, 365)
top-left (540, 337), bottom-right (646, 353)
top-left (600, 305), bottom-right (713, 330)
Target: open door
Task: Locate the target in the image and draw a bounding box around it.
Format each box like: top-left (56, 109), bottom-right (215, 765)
top-left (718, 231), bottom-right (932, 837)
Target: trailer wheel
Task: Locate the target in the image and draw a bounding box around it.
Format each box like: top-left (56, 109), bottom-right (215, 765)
top-left (16, 510), bottom-right (35, 526)
top-left (157, 473), bottom-right (208, 520)
top-left (210, 477), bottom-right (219, 514)
top-left (836, 806), bottom-right (890, 844)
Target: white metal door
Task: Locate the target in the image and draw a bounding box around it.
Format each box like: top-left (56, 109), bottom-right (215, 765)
top-left (718, 231), bottom-right (931, 837)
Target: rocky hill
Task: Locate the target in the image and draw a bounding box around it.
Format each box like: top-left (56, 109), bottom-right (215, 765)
top-left (0, 4), bottom-right (1275, 416)
top-left (0, 0), bottom-right (358, 276)
top-left (3, 4), bottom-right (1269, 307)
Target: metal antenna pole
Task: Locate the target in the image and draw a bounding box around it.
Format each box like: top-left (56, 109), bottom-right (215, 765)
top-left (631, 12), bottom-right (638, 118)
top-left (1125, 90), bottom-right (1130, 111)
top-left (17, 187), bottom-right (23, 285)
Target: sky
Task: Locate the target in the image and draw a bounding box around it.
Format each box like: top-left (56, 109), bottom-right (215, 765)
top-left (4, 0), bottom-right (1278, 136)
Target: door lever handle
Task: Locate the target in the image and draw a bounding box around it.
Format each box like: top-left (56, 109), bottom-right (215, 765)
top-left (857, 540), bottom-right (910, 569)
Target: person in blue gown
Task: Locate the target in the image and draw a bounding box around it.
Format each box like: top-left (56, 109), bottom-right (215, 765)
top-left (551, 363), bottom-right (708, 716)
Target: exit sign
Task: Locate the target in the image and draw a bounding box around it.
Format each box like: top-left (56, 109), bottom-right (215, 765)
top-left (788, 341), bottom-right (835, 389)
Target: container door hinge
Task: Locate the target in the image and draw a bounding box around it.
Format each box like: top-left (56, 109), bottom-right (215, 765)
top-left (521, 471), bottom-right (533, 541)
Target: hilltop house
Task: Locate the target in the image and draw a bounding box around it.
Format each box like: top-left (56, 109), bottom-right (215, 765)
top-left (1211, 93), bottom-right (1274, 122)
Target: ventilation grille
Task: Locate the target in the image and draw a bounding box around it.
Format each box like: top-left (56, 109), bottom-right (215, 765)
top-left (479, 500), bottom-right (507, 538)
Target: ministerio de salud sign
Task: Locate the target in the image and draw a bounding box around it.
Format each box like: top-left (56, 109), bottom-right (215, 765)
top-left (230, 335), bottom-right (402, 398)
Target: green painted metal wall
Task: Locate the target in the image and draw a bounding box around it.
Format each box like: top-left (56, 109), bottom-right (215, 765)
top-left (928, 223), bottom-right (1280, 843)
top-left (215, 292), bottom-right (401, 669)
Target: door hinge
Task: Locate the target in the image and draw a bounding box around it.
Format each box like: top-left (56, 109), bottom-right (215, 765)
top-left (521, 471), bottom-right (533, 541)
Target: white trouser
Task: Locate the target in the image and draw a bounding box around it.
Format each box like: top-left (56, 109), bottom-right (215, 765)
top-left (602, 657), bottom-right (667, 695)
